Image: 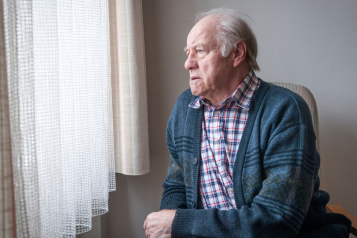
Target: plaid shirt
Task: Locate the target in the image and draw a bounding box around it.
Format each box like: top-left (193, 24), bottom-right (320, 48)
top-left (189, 71), bottom-right (260, 210)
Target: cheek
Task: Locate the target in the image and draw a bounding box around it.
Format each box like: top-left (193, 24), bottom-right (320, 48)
top-left (204, 63), bottom-right (221, 82)
top-left (212, 60), bottom-right (231, 79)
top-left (200, 62), bottom-right (215, 80)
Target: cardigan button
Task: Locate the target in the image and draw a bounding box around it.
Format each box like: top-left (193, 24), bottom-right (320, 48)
top-left (192, 158), bottom-right (198, 165)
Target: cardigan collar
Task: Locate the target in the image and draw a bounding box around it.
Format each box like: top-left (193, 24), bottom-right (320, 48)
top-left (188, 71), bottom-right (260, 110)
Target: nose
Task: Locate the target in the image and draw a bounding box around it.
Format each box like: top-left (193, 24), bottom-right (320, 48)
top-left (184, 52), bottom-right (198, 70)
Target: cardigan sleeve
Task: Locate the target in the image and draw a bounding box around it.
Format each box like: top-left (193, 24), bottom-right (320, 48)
top-left (160, 155), bottom-right (187, 210)
top-left (160, 89), bottom-right (196, 210)
top-left (160, 109), bottom-right (187, 210)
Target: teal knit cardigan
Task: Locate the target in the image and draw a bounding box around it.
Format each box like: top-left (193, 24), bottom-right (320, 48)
top-left (160, 80), bottom-right (350, 238)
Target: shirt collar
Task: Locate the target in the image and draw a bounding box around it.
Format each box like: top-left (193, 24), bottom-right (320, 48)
top-left (188, 71), bottom-right (260, 110)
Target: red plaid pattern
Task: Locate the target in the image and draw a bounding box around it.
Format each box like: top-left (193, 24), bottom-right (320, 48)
top-left (189, 71), bottom-right (260, 210)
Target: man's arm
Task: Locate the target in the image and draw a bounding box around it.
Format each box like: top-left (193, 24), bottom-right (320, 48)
top-left (144, 122), bottom-right (187, 238)
top-left (144, 156), bottom-right (185, 238)
top-left (160, 156), bottom-right (187, 210)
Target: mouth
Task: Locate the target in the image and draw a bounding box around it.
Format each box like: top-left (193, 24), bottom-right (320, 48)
top-left (190, 76), bottom-right (201, 81)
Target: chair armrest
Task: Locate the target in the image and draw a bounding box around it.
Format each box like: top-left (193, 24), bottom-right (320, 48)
top-left (326, 205), bottom-right (357, 236)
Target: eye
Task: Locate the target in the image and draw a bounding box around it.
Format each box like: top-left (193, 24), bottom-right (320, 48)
top-left (197, 49), bottom-right (204, 53)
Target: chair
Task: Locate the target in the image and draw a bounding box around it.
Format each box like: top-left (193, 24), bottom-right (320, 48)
top-left (270, 82), bottom-right (357, 237)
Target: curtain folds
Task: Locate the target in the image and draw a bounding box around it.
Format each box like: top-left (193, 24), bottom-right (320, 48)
top-left (2, 0), bottom-right (115, 237)
top-left (0, 1), bottom-right (15, 237)
top-left (1, 0), bottom-right (150, 236)
top-left (109, 0), bottom-right (150, 175)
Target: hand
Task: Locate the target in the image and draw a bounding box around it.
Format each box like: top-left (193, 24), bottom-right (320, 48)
top-left (143, 209), bottom-right (176, 238)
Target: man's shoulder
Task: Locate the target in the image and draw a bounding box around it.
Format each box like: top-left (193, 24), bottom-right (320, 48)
top-left (177, 88), bottom-right (196, 104)
top-left (257, 80), bottom-right (313, 127)
top-left (260, 81), bottom-right (310, 112)
top-left (266, 82), bottom-right (307, 104)
top-left (167, 88), bottom-right (197, 126)
top-left (171, 88), bottom-right (197, 112)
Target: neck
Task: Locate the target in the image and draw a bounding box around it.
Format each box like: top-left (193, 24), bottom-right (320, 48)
top-left (208, 67), bottom-right (250, 107)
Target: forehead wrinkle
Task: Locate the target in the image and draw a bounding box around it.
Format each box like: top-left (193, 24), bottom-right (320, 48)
top-left (188, 32), bottom-right (218, 51)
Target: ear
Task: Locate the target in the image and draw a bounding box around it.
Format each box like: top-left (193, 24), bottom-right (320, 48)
top-left (233, 40), bottom-right (247, 68)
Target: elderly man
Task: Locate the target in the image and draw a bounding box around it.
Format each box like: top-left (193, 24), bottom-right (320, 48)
top-left (144, 8), bottom-right (350, 238)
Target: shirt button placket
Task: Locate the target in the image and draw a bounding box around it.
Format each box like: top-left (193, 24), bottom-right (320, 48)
top-left (216, 110), bottom-right (221, 140)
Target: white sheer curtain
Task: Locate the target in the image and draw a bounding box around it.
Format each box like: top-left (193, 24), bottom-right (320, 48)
top-left (0, 1), bottom-right (15, 237)
top-left (2, 0), bottom-right (115, 237)
top-left (109, 0), bottom-right (150, 175)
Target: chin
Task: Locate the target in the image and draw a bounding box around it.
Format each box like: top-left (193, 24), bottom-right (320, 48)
top-left (189, 87), bottom-right (199, 96)
top-left (190, 89), bottom-right (199, 96)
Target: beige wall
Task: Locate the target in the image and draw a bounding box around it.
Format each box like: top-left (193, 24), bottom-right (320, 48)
top-left (99, 1), bottom-right (357, 237)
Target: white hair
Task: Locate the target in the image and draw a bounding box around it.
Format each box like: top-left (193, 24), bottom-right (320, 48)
top-left (195, 8), bottom-right (260, 71)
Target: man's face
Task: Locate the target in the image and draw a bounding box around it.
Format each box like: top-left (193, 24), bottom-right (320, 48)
top-left (184, 16), bottom-right (234, 101)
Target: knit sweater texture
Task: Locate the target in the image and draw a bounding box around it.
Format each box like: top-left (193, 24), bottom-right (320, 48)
top-left (160, 80), bottom-right (351, 238)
